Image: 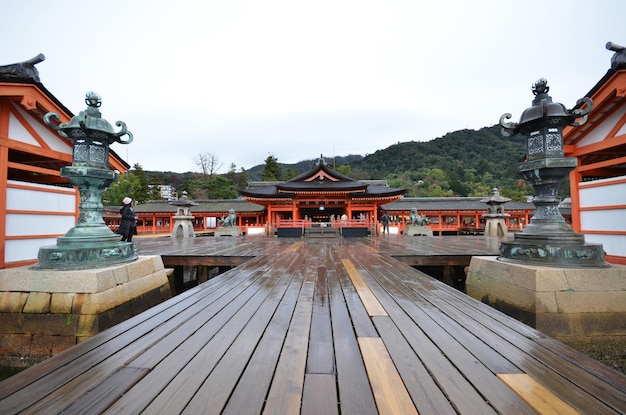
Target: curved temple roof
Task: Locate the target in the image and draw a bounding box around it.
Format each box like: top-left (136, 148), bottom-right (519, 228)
top-left (239, 156), bottom-right (405, 202)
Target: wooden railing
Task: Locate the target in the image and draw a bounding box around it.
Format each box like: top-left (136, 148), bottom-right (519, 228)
top-left (275, 219), bottom-right (372, 229)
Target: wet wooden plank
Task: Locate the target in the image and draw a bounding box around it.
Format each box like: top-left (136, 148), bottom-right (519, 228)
top-left (372, 316), bottom-right (458, 415)
top-left (327, 255), bottom-right (378, 415)
top-left (301, 374), bottom-right (339, 415)
top-left (169, 254), bottom-right (306, 415)
top-left (262, 263), bottom-right (316, 414)
top-left (107, 255), bottom-right (302, 414)
top-left (342, 258), bottom-right (387, 316)
top-left (55, 367), bottom-right (149, 414)
top-left (221, 261), bottom-right (307, 415)
top-left (343, 252), bottom-right (502, 414)
top-left (498, 373), bottom-right (580, 415)
top-left (358, 337), bottom-right (419, 415)
top-left (0, 266), bottom-right (264, 414)
top-left (380, 253), bottom-right (626, 413)
top-left (306, 266), bottom-right (335, 375)
top-left (330, 247), bottom-right (378, 338)
top-left (353, 246), bottom-right (626, 414)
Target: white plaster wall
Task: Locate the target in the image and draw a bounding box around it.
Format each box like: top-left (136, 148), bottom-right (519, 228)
top-left (580, 210), bottom-right (626, 232)
top-left (7, 185), bottom-right (75, 212)
top-left (6, 213), bottom-right (75, 236)
top-left (5, 238), bottom-right (57, 263)
top-left (578, 176), bottom-right (626, 260)
top-left (5, 180), bottom-right (76, 264)
top-left (577, 104), bottom-right (626, 148)
top-left (10, 103), bottom-right (72, 155)
top-left (579, 179), bottom-right (626, 208)
top-left (585, 234), bottom-right (626, 258)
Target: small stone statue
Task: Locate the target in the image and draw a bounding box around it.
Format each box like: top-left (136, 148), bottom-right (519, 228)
top-left (409, 208), bottom-right (428, 226)
top-left (219, 209), bottom-right (237, 227)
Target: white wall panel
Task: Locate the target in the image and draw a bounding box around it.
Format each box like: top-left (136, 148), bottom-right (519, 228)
top-left (580, 210), bottom-right (626, 232)
top-left (585, 234), bottom-right (626, 258)
top-left (6, 214), bottom-right (75, 236)
top-left (5, 238), bottom-right (56, 263)
top-left (8, 112), bottom-right (39, 146)
top-left (11, 104), bottom-right (72, 154)
top-left (577, 105), bottom-right (626, 147)
top-left (7, 186), bottom-right (75, 212)
top-left (579, 179), bottom-right (626, 208)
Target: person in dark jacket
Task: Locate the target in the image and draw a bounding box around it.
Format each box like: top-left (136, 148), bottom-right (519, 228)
top-left (118, 197), bottom-right (137, 242)
top-left (381, 211), bottom-right (390, 234)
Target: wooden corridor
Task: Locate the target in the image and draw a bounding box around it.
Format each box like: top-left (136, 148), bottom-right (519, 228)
top-left (1, 237), bottom-right (625, 414)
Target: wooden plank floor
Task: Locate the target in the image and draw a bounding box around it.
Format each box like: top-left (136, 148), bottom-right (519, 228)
top-left (1, 237), bottom-right (625, 414)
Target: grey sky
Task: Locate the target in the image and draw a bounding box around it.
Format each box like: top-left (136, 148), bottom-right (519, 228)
top-left (1, 0), bottom-right (624, 173)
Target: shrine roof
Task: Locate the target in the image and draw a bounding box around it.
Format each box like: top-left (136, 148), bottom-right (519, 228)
top-left (123, 199), bottom-right (265, 214)
top-left (240, 155), bottom-right (405, 199)
top-left (382, 197), bottom-right (534, 212)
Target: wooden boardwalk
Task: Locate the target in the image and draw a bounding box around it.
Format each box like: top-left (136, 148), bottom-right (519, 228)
top-left (1, 237), bottom-right (625, 414)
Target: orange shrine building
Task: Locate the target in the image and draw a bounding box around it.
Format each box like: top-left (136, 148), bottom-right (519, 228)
top-left (239, 156), bottom-right (405, 236)
top-left (564, 43), bottom-right (626, 265)
top-left (0, 55), bottom-right (129, 269)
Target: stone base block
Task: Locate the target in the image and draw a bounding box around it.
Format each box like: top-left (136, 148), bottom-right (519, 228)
top-left (0, 256), bottom-right (172, 367)
top-left (215, 227), bottom-right (242, 237)
top-left (466, 256), bottom-right (626, 338)
top-left (405, 225), bottom-right (433, 236)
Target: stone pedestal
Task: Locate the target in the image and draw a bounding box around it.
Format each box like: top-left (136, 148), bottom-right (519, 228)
top-left (483, 216), bottom-right (509, 238)
top-left (467, 256), bottom-right (626, 339)
top-left (171, 214), bottom-right (195, 238)
top-left (215, 226), bottom-right (241, 237)
top-left (405, 225), bottom-right (433, 236)
top-left (0, 256), bottom-right (172, 368)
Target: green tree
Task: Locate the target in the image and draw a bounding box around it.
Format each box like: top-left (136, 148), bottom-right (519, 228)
top-left (103, 164), bottom-right (150, 205)
top-left (202, 176), bottom-right (237, 199)
top-left (284, 167), bottom-right (300, 180)
top-left (148, 173), bottom-right (163, 200)
top-left (336, 164), bottom-right (352, 176)
top-left (262, 154), bottom-right (282, 181)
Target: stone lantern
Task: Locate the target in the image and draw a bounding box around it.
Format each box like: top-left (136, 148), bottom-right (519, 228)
top-left (498, 79), bottom-right (607, 267)
top-left (35, 92), bottom-right (137, 269)
top-left (481, 187), bottom-right (510, 238)
top-left (170, 191), bottom-right (198, 238)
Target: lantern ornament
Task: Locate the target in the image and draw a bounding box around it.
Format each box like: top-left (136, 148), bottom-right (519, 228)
top-left (34, 92), bottom-right (137, 270)
top-left (498, 79), bottom-right (607, 267)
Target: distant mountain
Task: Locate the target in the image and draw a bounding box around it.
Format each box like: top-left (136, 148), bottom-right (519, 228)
top-left (351, 125), bottom-right (526, 181)
top-left (246, 154), bottom-right (364, 181)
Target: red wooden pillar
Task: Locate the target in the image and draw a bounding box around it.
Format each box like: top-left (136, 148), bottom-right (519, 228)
top-left (569, 168), bottom-right (582, 232)
top-left (0, 100), bottom-right (9, 267)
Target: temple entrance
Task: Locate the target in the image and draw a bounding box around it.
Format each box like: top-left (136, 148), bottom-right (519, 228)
top-left (300, 207), bottom-right (344, 222)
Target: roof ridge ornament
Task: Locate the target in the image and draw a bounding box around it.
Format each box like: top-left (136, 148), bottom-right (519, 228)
top-left (0, 53), bottom-right (45, 82)
top-left (316, 154), bottom-right (327, 166)
top-left (607, 41), bottom-right (626, 69)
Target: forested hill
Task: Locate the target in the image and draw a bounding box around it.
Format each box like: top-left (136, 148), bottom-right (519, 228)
top-left (349, 125), bottom-right (531, 199)
top-left (353, 125), bottom-right (526, 179)
top-left (248, 125), bottom-right (532, 200)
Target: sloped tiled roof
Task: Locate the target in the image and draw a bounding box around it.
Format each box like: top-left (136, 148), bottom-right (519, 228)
top-left (240, 156), bottom-right (404, 199)
top-left (121, 199), bottom-right (265, 214)
top-left (382, 197), bottom-right (534, 212)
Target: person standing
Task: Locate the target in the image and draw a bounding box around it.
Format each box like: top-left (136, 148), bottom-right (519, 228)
top-left (381, 211), bottom-right (390, 235)
top-left (119, 197), bottom-right (136, 242)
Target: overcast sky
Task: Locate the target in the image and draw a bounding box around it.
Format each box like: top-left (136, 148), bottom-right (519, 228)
top-left (2, 0), bottom-right (625, 173)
